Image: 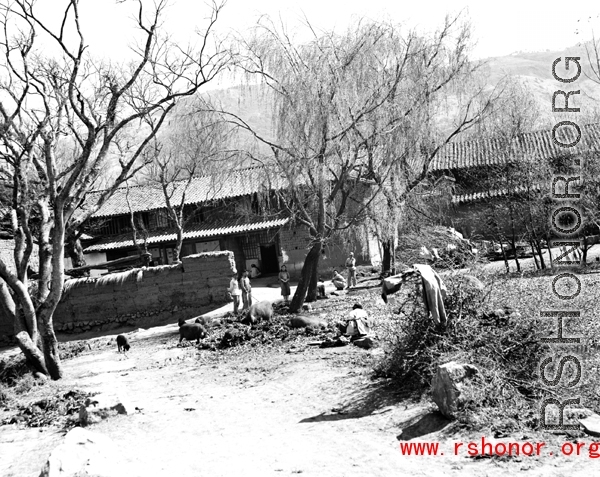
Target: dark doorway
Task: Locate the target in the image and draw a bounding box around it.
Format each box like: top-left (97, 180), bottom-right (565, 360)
top-left (260, 244), bottom-right (279, 274)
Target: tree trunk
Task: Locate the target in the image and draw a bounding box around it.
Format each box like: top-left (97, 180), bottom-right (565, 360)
top-left (173, 223), bottom-right (183, 263)
top-left (510, 236), bottom-right (521, 272)
top-left (289, 242), bottom-right (321, 313)
top-left (546, 235), bottom-right (554, 269)
top-left (382, 239), bottom-right (392, 276)
top-left (306, 258), bottom-right (319, 302)
top-left (40, 317), bottom-right (62, 380)
top-left (534, 238), bottom-right (545, 269)
top-left (498, 240), bottom-right (509, 273)
top-left (65, 232), bottom-right (87, 268)
top-left (530, 238), bottom-right (540, 270)
top-left (14, 331), bottom-right (48, 375)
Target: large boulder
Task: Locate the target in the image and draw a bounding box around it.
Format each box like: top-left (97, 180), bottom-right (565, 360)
top-left (39, 427), bottom-right (126, 477)
top-left (431, 362), bottom-right (479, 418)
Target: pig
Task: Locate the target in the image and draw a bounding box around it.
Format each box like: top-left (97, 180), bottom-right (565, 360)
top-left (288, 315), bottom-right (326, 329)
top-left (179, 323), bottom-right (207, 344)
top-left (241, 301), bottom-right (273, 326)
top-left (116, 334), bottom-right (130, 352)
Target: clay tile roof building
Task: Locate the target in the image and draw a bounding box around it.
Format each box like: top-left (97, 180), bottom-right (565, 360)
top-left (88, 167), bottom-right (287, 218)
top-left (431, 122), bottom-right (600, 172)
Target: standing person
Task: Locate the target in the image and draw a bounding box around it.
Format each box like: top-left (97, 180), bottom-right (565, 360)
top-left (279, 265), bottom-right (291, 302)
top-left (227, 272), bottom-right (242, 314)
top-left (345, 252), bottom-right (357, 289)
top-left (241, 270), bottom-right (252, 310)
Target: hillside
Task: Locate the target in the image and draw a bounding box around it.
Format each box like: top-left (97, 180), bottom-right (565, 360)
top-left (480, 44), bottom-right (600, 126)
top-left (196, 44), bottom-right (600, 148)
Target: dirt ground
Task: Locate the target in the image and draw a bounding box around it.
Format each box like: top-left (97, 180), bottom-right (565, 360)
top-left (2, 271), bottom-right (600, 476)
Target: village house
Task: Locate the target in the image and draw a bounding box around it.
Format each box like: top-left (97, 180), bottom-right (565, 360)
top-left (74, 123), bottom-right (600, 276)
top-left (77, 167), bottom-right (379, 277)
top-left (430, 122), bottom-right (600, 240)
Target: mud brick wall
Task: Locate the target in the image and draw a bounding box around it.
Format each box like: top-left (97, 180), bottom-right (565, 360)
top-left (279, 226), bottom-right (366, 278)
top-left (0, 252), bottom-right (236, 345)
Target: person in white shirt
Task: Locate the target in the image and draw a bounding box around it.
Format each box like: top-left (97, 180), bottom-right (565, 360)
top-left (338, 303), bottom-right (371, 338)
top-left (241, 270), bottom-right (252, 310)
top-left (227, 273), bottom-right (242, 314)
top-left (345, 252), bottom-right (357, 288)
top-left (250, 264), bottom-right (262, 278)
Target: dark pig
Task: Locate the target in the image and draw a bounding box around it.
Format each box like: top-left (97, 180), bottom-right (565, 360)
top-left (116, 334), bottom-right (130, 352)
top-left (179, 323), bottom-right (207, 344)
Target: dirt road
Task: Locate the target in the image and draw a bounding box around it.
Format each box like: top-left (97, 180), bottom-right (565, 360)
top-left (3, 326), bottom-right (600, 477)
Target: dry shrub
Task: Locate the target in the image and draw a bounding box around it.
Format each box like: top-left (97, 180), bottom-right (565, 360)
top-left (374, 273), bottom-right (553, 431)
top-left (395, 226), bottom-right (480, 270)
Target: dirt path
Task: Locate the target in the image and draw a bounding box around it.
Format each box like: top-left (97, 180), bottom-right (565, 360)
top-left (4, 278), bottom-right (600, 476)
top-left (4, 326), bottom-right (600, 477)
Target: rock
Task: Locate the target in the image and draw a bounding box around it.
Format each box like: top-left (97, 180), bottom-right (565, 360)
top-left (457, 275), bottom-right (485, 292)
top-left (39, 427), bottom-right (125, 477)
top-left (33, 371), bottom-right (48, 381)
top-left (352, 336), bottom-right (377, 349)
top-left (302, 304), bottom-right (312, 312)
top-left (579, 413), bottom-right (600, 437)
top-left (79, 393), bottom-right (131, 426)
top-left (431, 362), bottom-right (479, 418)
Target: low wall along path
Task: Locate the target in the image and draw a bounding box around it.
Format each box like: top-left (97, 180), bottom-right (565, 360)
top-left (0, 252), bottom-right (236, 345)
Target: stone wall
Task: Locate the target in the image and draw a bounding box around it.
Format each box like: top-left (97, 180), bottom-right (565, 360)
top-left (0, 252), bottom-right (236, 345)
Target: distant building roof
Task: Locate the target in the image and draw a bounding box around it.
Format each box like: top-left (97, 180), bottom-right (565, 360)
top-left (84, 217), bottom-right (290, 253)
top-left (451, 183), bottom-right (543, 205)
top-left (431, 123), bottom-right (600, 171)
top-left (89, 167), bottom-right (286, 219)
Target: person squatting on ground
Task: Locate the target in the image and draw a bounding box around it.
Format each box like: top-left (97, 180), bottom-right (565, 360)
top-left (317, 277), bottom-right (327, 298)
top-left (332, 269), bottom-right (347, 290)
top-left (241, 270), bottom-right (252, 310)
top-left (228, 272), bottom-right (242, 314)
top-left (250, 263), bottom-right (262, 278)
top-left (279, 265), bottom-right (291, 302)
top-left (336, 303), bottom-right (371, 339)
top-left (345, 252), bottom-right (357, 288)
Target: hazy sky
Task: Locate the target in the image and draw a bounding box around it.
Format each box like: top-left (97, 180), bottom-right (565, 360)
top-left (31, 0), bottom-right (599, 62)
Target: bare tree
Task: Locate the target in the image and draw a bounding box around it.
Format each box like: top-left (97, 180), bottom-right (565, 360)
top-left (144, 101), bottom-right (235, 262)
top-left (224, 15), bottom-right (496, 311)
top-left (0, 0), bottom-right (229, 379)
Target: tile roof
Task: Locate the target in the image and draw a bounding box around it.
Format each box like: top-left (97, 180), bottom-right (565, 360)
top-left (431, 123), bottom-right (600, 171)
top-left (89, 167), bottom-right (286, 218)
top-left (451, 183), bottom-right (543, 205)
top-left (83, 217), bottom-right (290, 253)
